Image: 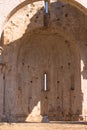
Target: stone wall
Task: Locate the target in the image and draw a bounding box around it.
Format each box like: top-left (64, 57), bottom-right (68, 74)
top-left (0, 0), bottom-right (87, 37)
top-left (0, 0), bottom-right (87, 122)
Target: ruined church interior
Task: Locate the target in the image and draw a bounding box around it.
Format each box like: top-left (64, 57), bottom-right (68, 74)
top-left (0, 0), bottom-right (87, 122)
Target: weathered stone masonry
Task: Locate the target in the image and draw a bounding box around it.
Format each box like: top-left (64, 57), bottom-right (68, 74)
top-left (0, 0), bottom-right (87, 122)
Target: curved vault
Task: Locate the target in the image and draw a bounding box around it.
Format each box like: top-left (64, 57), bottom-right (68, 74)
top-left (16, 28), bottom-right (82, 122)
top-left (0, 0), bottom-right (87, 38)
top-left (1, 0), bottom-right (86, 122)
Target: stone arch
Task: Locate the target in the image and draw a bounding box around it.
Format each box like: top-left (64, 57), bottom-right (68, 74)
top-left (6, 0), bottom-right (87, 22)
top-left (1, 0), bottom-right (85, 122)
top-left (16, 27), bottom-right (82, 122)
top-left (0, 0), bottom-right (87, 38)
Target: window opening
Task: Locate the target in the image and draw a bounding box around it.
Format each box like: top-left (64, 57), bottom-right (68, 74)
top-left (44, 73), bottom-right (47, 91)
top-left (45, 1), bottom-right (49, 13)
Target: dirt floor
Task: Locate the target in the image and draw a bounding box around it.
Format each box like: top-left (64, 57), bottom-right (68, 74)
top-left (0, 122), bottom-right (87, 130)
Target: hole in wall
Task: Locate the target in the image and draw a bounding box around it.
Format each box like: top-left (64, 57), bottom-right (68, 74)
top-left (62, 5), bottom-right (65, 8)
top-left (30, 81), bottom-right (33, 83)
top-left (57, 18), bottom-right (60, 21)
top-left (65, 13), bottom-right (68, 17)
top-left (26, 14), bottom-right (29, 17)
top-left (36, 16), bottom-right (39, 19)
top-left (7, 44), bottom-right (10, 46)
top-left (57, 81), bottom-right (60, 83)
top-left (18, 87), bottom-right (21, 91)
top-left (41, 8), bottom-right (44, 11)
top-left (22, 62), bottom-right (24, 66)
top-left (3, 76), bottom-right (5, 80)
top-left (45, 96), bottom-right (48, 99)
top-left (71, 86), bottom-right (74, 91)
top-left (65, 40), bottom-right (68, 43)
top-left (68, 62), bottom-right (71, 66)
top-left (28, 65), bottom-right (30, 69)
top-left (29, 97), bottom-right (32, 99)
top-left (61, 66), bottom-right (63, 69)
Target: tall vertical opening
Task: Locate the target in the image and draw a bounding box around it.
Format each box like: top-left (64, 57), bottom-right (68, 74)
top-left (44, 73), bottom-right (47, 91)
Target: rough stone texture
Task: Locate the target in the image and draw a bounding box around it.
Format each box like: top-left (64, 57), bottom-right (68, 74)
top-left (0, 0), bottom-right (87, 122)
top-left (0, 0), bottom-right (87, 37)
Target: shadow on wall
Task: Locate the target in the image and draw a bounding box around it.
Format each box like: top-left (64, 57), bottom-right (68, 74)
top-left (81, 58), bottom-right (87, 79)
top-left (0, 1), bottom-right (83, 123)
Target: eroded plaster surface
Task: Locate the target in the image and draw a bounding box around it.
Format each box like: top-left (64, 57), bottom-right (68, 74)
top-left (0, 0), bottom-right (87, 37)
top-left (0, 0), bottom-right (87, 122)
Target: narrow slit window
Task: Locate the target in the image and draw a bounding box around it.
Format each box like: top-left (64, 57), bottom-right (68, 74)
top-left (44, 73), bottom-right (47, 91)
top-left (45, 1), bottom-right (49, 13)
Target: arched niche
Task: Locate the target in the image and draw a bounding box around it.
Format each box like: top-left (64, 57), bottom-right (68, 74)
top-left (17, 28), bottom-right (82, 122)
